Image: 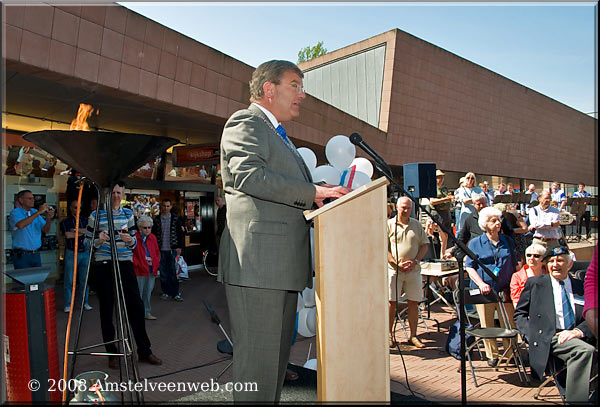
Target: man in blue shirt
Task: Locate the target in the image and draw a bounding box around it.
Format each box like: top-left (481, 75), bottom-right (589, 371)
top-left (9, 190), bottom-right (55, 269)
top-left (573, 183), bottom-right (592, 240)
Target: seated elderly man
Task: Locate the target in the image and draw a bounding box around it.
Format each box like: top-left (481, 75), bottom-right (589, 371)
top-left (514, 246), bottom-right (596, 403)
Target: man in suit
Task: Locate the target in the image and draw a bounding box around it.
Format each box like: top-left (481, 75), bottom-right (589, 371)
top-left (514, 246), bottom-right (596, 403)
top-left (219, 60), bottom-right (349, 402)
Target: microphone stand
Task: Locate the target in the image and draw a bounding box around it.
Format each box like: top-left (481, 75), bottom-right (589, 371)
top-left (350, 133), bottom-right (499, 404)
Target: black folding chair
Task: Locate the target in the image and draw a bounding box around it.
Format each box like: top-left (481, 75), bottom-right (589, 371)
top-left (533, 354), bottom-right (567, 402)
top-left (461, 288), bottom-right (529, 387)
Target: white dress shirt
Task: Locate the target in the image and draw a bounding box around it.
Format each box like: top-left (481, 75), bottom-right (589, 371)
top-left (550, 275), bottom-right (576, 330)
top-left (252, 102), bottom-right (279, 129)
top-left (528, 205), bottom-right (560, 239)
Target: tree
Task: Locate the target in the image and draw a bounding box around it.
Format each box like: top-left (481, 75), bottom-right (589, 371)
top-left (297, 41), bottom-right (327, 63)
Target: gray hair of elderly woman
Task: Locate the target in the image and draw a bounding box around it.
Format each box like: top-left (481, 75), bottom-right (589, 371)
top-left (477, 206), bottom-right (503, 231)
top-left (249, 60), bottom-right (304, 102)
top-left (525, 243), bottom-right (547, 256)
top-left (137, 215), bottom-right (154, 228)
top-left (471, 193), bottom-right (487, 203)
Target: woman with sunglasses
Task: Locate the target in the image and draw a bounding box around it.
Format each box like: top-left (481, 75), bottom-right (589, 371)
top-left (133, 215), bottom-right (161, 320)
top-left (509, 243), bottom-right (547, 308)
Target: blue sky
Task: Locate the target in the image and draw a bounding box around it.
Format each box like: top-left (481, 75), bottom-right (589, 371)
top-left (120, 2), bottom-right (597, 116)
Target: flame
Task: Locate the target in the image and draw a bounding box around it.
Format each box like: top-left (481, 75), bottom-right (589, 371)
top-left (70, 103), bottom-right (95, 131)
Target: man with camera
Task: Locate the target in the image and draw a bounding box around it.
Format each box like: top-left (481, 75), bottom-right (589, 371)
top-left (9, 189), bottom-right (55, 269)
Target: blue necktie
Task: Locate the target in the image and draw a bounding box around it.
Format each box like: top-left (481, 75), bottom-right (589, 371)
top-left (559, 280), bottom-right (575, 330)
top-left (276, 124), bottom-right (290, 145)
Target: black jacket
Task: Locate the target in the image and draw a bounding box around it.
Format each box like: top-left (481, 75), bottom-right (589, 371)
top-left (152, 213), bottom-right (184, 250)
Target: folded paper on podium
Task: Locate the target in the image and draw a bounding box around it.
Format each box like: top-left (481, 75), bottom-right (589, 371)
top-left (304, 177), bottom-right (390, 402)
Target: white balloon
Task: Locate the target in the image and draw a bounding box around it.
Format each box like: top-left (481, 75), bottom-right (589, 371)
top-left (297, 147), bottom-right (317, 170)
top-left (350, 157), bottom-right (374, 178)
top-left (311, 165), bottom-right (341, 186)
top-left (349, 171), bottom-right (372, 190)
top-left (325, 135), bottom-right (355, 171)
top-left (303, 358), bottom-right (317, 371)
top-left (297, 307), bottom-right (317, 338)
top-left (301, 279), bottom-right (316, 308)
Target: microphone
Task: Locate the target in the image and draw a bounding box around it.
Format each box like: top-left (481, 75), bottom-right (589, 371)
top-left (349, 133), bottom-right (393, 178)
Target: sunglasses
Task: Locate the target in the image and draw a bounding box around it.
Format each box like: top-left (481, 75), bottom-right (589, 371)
top-left (525, 253), bottom-right (541, 258)
top-left (141, 226), bottom-right (152, 230)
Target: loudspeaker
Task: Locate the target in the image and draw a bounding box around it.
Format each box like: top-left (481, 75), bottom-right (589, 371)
top-left (403, 163), bottom-right (436, 198)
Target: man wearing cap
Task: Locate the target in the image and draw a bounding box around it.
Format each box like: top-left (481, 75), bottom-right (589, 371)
top-left (528, 190), bottom-right (561, 250)
top-left (514, 246), bottom-right (596, 403)
top-left (428, 169), bottom-right (453, 254)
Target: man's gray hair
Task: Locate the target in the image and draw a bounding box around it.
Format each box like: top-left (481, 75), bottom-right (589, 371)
top-left (478, 206), bottom-right (503, 231)
top-left (249, 60), bottom-right (304, 102)
top-left (137, 215), bottom-right (153, 228)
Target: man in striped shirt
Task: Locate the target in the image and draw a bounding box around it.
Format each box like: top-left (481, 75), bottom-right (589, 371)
top-left (86, 181), bottom-right (162, 368)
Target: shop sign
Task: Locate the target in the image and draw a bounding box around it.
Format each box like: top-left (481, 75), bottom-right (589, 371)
top-left (172, 145), bottom-right (220, 167)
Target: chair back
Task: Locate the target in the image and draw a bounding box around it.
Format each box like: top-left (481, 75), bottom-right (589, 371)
top-left (462, 288), bottom-right (515, 330)
top-left (463, 288), bottom-right (500, 305)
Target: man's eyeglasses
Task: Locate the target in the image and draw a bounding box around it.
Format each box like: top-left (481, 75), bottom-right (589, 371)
top-left (526, 253), bottom-right (541, 258)
top-left (285, 82), bottom-right (305, 94)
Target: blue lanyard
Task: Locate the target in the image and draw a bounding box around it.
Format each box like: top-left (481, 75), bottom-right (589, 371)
top-left (486, 236), bottom-right (501, 267)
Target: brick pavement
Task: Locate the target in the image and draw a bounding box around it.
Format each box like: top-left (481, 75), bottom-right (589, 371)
top-left (52, 267), bottom-right (572, 403)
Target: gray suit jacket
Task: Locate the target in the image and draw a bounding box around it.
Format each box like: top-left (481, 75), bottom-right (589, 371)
top-left (218, 104), bottom-right (316, 291)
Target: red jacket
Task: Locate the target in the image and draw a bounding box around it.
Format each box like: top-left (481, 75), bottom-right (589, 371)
top-left (133, 231), bottom-right (161, 277)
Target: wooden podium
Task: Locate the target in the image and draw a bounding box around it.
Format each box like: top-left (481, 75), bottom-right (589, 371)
top-left (304, 177), bottom-right (390, 402)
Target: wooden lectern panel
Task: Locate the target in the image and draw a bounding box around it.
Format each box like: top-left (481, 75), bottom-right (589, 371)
top-left (307, 178), bottom-right (390, 402)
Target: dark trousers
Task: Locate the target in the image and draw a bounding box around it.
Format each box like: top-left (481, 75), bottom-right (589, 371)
top-left (93, 260), bottom-right (152, 358)
top-left (577, 211), bottom-right (591, 238)
top-left (159, 250), bottom-right (179, 297)
top-left (13, 251), bottom-right (41, 269)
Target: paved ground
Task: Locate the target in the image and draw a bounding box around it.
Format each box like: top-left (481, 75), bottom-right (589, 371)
top-left (51, 238), bottom-right (596, 403)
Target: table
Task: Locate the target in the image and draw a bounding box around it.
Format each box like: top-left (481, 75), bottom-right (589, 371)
top-left (420, 267), bottom-right (460, 320)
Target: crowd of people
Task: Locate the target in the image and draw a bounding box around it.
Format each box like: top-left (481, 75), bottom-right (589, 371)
top-left (385, 170), bottom-right (597, 403)
top-left (7, 59), bottom-right (597, 403)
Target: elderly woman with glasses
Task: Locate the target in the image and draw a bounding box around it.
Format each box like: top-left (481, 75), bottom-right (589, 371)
top-left (509, 243), bottom-right (547, 308)
top-left (133, 215), bottom-right (161, 320)
top-left (465, 206), bottom-right (518, 367)
top-left (455, 172), bottom-right (484, 234)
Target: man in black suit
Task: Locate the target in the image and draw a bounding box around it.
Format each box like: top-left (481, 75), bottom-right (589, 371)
top-left (514, 246), bottom-right (596, 403)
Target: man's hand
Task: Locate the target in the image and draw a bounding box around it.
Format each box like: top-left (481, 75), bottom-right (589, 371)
top-left (46, 206), bottom-right (56, 219)
top-left (557, 329), bottom-right (583, 344)
top-left (403, 259), bottom-right (417, 273)
top-left (39, 203), bottom-right (49, 214)
top-left (314, 184), bottom-right (351, 207)
top-left (551, 220), bottom-right (560, 228)
top-left (119, 232), bottom-right (132, 243)
top-left (528, 225), bottom-right (536, 232)
top-left (442, 249), bottom-right (455, 259)
top-left (97, 230), bottom-right (109, 244)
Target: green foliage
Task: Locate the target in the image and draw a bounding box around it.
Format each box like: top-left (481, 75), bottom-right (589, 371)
top-left (297, 41), bottom-right (328, 63)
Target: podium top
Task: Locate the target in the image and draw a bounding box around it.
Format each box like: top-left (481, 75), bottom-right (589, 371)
top-left (304, 177), bottom-right (389, 221)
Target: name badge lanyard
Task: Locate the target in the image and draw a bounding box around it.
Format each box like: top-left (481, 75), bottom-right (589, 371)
top-left (487, 238), bottom-right (501, 276)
